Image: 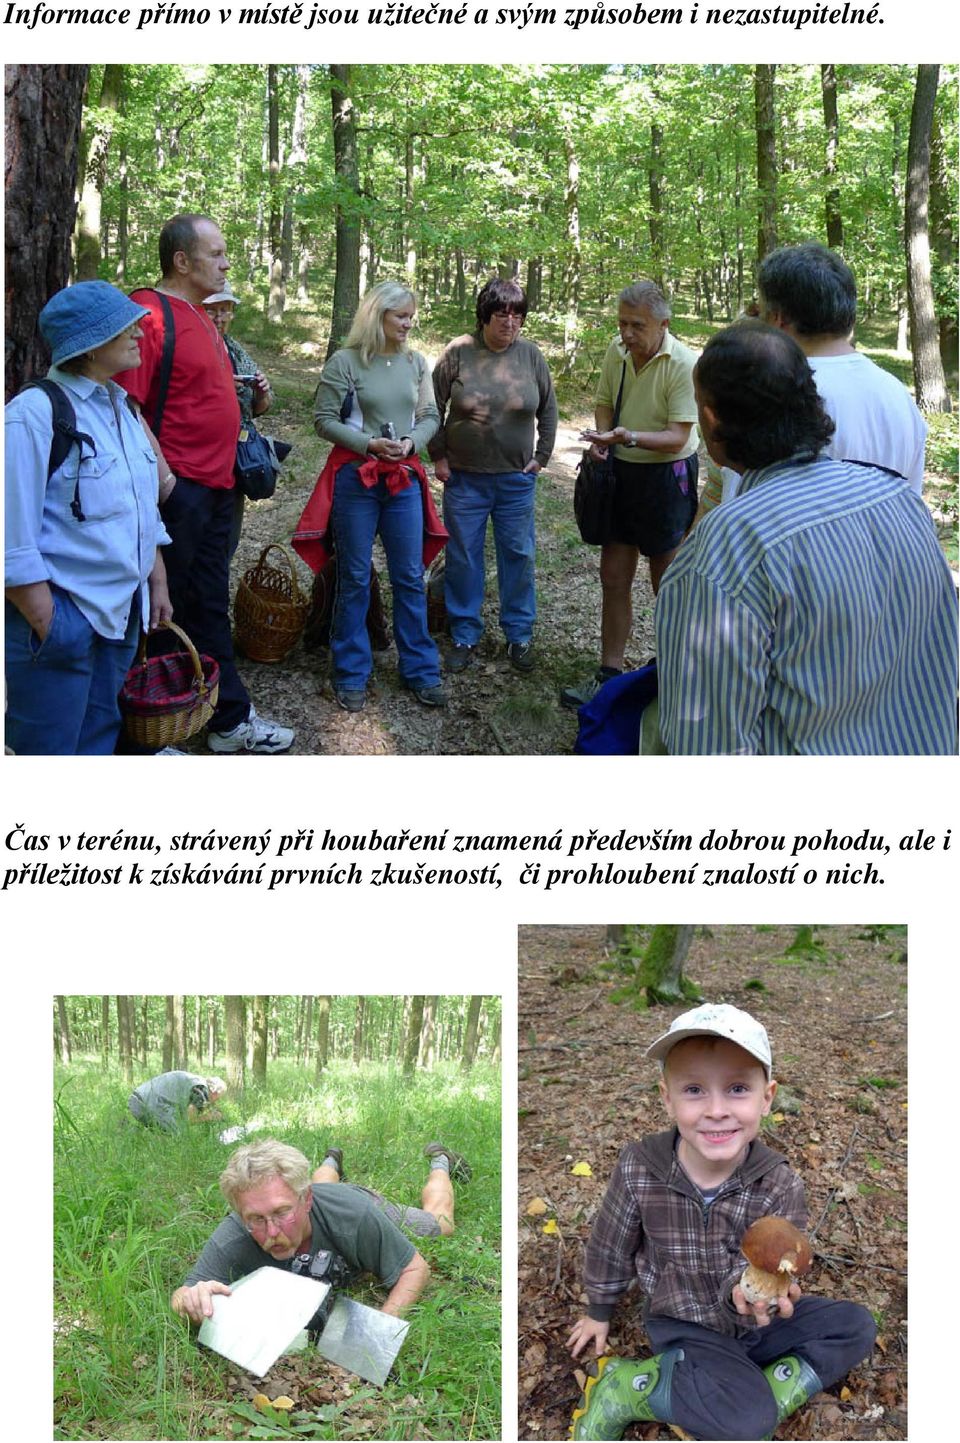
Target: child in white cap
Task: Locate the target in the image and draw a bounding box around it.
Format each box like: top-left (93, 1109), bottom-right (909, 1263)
top-left (567, 1003), bottom-right (874, 1440)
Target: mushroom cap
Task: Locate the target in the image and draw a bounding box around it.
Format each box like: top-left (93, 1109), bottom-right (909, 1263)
top-left (741, 1216), bottom-right (812, 1276)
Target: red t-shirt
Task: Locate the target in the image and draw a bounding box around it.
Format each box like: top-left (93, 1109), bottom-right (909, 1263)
top-left (116, 289), bottom-right (240, 489)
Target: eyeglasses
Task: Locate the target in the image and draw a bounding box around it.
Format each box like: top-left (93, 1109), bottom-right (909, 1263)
top-left (242, 1204), bottom-right (299, 1235)
top-left (492, 307), bottom-right (525, 319)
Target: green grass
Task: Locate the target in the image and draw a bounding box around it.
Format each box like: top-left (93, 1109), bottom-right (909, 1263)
top-left (54, 1059), bottom-right (500, 1440)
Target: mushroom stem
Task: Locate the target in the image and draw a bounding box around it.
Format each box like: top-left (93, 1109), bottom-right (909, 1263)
top-left (739, 1263), bottom-right (793, 1306)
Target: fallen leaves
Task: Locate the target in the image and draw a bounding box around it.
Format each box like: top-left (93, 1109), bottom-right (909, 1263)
top-left (526, 1197), bottom-right (549, 1216)
top-left (570, 1161), bottom-right (593, 1177)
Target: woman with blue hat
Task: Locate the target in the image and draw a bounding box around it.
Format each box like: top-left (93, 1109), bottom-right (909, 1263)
top-left (4, 280), bottom-right (174, 754)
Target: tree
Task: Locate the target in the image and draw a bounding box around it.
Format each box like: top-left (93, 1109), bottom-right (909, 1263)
top-left (617, 925), bottom-right (701, 1006)
top-left (461, 996), bottom-right (483, 1071)
top-left (76, 65), bottom-right (124, 279)
top-left (266, 65), bottom-right (286, 324)
top-left (101, 996), bottom-right (111, 1068)
top-left (352, 995), bottom-right (365, 1064)
top-left (315, 995), bottom-right (331, 1078)
top-left (56, 997), bottom-right (72, 1064)
top-left (820, 64), bottom-right (843, 249)
top-left (905, 65), bottom-right (951, 411)
top-left (403, 996), bottom-right (425, 1076)
top-left (116, 996), bottom-right (134, 1083)
top-left (251, 996), bottom-right (269, 1083)
top-left (172, 994), bottom-right (187, 1068)
top-left (754, 65), bottom-right (778, 263)
top-left (162, 996), bottom-right (175, 1071)
top-left (327, 65), bottom-right (361, 359)
top-left (225, 995), bottom-right (246, 1092)
top-left (4, 64), bottom-right (89, 399)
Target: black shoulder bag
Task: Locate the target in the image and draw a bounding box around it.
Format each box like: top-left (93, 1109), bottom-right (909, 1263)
top-left (573, 360), bottom-right (626, 546)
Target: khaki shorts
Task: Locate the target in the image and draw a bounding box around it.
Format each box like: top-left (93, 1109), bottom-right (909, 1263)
top-left (353, 1184), bottom-right (442, 1238)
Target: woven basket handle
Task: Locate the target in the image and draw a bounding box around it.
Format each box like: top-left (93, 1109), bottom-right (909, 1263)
top-left (135, 618), bottom-right (206, 689)
top-left (258, 542), bottom-right (303, 603)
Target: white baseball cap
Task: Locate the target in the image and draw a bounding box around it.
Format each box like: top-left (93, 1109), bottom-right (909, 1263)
top-left (645, 1003), bottom-right (772, 1076)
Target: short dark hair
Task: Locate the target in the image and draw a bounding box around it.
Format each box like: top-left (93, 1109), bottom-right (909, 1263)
top-left (158, 214), bottom-right (212, 278)
top-left (757, 243), bottom-right (856, 337)
top-left (476, 277), bottom-right (528, 330)
top-left (695, 321), bottom-right (835, 470)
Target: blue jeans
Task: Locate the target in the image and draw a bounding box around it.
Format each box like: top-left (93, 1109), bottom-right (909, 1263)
top-left (5, 587), bottom-right (140, 755)
top-left (330, 463), bottom-right (440, 690)
top-left (442, 468), bottom-right (536, 646)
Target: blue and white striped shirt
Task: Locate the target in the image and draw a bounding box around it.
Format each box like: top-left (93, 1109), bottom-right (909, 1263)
top-left (656, 456), bottom-right (958, 755)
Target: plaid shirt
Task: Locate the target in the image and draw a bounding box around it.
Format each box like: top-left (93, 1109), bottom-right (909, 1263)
top-left (585, 1128), bottom-right (806, 1338)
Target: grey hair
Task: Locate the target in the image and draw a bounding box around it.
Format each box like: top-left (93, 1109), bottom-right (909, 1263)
top-left (205, 1076), bottom-right (227, 1095)
top-left (618, 280), bottom-right (671, 321)
top-left (345, 280), bottom-right (417, 365)
top-left (219, 1138), bottom-right (312, 1212)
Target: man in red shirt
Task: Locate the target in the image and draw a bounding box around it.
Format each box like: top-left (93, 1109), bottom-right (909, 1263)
top-left (117, 214), bottom-right (294, 753)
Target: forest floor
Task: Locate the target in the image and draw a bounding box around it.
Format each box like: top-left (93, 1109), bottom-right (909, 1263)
top-left (174, 308), bottom-right (957, 757)
top-left (517, 924), bottom-right (908, 1442)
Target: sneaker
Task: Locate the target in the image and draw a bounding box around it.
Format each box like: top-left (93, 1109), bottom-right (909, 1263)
top-left (507, 641), bottom-right (535, 673)
top-left (156, 747), bottom-right (188, 756)
top-left (208, 706), bottom-right (295, 754)
top-left (335, 689), bottom-right (367, 713)
top-left (446, 643), bottom-right (476, 674)
top-left (424, 1141), bottom-right (472, 1182)
top-left (406, 683), bottom-right (447, 708)
top-left (559, 667), bottom-right (622, 710)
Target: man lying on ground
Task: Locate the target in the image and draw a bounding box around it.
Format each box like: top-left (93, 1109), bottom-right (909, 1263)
top-left (171, 1137), bottom-right (470, 1322)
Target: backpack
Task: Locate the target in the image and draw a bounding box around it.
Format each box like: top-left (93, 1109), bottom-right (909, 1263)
top-left (573, 661), bottom-right (659, 756)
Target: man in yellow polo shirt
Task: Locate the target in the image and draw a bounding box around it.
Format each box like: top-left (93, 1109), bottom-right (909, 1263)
top-left (562, 281), bottom-right (699, 708)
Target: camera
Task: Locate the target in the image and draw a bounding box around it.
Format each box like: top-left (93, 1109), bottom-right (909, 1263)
top-left (290, 1248), bottom-right (352, 1334)
top-left (379, 422), bottom-right (397, 440)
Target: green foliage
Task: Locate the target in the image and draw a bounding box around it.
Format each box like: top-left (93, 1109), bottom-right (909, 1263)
top-left (54, 1057), bottom-right (500, 1440)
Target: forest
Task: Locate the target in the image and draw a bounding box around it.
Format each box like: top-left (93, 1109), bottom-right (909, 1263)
top-left (6, 63), bottom-right (958, 754)
top-left (53, 994), bottom-right (501, 1440)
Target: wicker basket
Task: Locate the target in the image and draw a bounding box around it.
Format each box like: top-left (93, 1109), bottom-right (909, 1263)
top-left (119, 620), bottom-right (220, 748)
top-left (234, 543), bottom-right (309, 662)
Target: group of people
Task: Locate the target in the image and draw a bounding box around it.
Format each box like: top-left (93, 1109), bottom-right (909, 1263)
top-left (5, 214), bottom-right (957, 754)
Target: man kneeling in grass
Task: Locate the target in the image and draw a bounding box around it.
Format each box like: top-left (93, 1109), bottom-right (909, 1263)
top-left (171, 1137), bottom-right (471, 1323)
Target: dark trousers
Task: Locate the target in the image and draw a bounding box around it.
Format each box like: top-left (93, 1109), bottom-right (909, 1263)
top-left (646, 1296), bottom-right (876, 1441)
top-left (158, 477), bottom-right (250, 731)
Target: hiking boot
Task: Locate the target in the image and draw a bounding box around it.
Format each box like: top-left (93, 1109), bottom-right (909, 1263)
top-left (446, 643), bottom-right (476, 674)
top-left (208, 706), bottom-right (295, 754)
top-left (324, 1146), bottom-right (347, 1180)
top-left (405, 683), bottom-right (448, 707)
top-left (424, 1141), bottom-right (472, 1182)
top-left (507, 641), bottom-right (536, 673)
top-left (559, 667), bottom-right (622, 710)
top-left (570, 1351), bottom-right (682, 1441)
top-left (335, 688), bottom-right (367, 713)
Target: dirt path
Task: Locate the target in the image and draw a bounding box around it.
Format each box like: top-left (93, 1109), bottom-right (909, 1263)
top-left (205, 410), bottom-right (656, 757)
top-left (518, 925), bottom-right (907, 1440)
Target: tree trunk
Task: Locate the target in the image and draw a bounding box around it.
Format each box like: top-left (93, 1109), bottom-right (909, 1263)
top-left (905, 66), bottom-right (950, 412)
top-left (140, 997), bottom-right (149, 1066)
top-left (162, 997), bottom-right (174, 1071)
top-left (225, 996), bottom-right (246, 1093)
top-left (251, 996), bottom-right (269, 1083)
top-left (929, 94), bottom-right (958, 384)
top-left (56, 997), bottom-right (72, 1064)
top-left (301, 995), bottom-right (313, 1066)
top-left (76, 64), bottom-right (124, 280)
top-left (315, 996), bottom-right (331, 1078)
top-left (172, 995), bottom-right (187, 1069)
top-left (820, 64), bottom-right (843, 249)
top-left (266, 65), bottom-right (285, 323)
top-left (352, 996), bottom-right (365, 1065)
top-left (4, 64), bottom-right (89, 399)
top-left (101, 995), bottom-right (111, 1068)
top-left (647, 98), bottom-right (665, 290)
top-left (559, 125), bottom-right (581, 377)
top-left (116, 996), bottom-right (134, 1083)
top-left (461, 996), bottom-right (483, 1071)
top-left (621, 925), bottom-right (700, 1006)
top-left (754, 65), bottom-right (779, 264)
top-left (327, 65), bottom-right (362, 360)
top-left (207, 999), bottom-right (218, 1069)
top-left (404, 996), bottom-right (425, 1076)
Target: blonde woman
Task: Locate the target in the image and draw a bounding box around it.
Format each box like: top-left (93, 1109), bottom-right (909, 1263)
top-left (310, 281), bottom-right (445, 712)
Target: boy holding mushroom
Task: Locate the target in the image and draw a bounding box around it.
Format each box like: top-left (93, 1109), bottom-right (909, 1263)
top-left (567, 1003), bottom-right (875, 1440)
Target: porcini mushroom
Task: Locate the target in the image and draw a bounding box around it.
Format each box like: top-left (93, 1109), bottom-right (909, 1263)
top-left (739, 1216), bottom-right (812, 1307)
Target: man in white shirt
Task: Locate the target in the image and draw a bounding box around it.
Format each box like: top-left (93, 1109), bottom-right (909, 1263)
top-left (758, 243), bottom-right (926, 495)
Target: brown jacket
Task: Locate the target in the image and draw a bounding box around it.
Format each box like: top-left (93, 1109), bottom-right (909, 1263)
top-left (584, 1128), bottom-right (806, 1338)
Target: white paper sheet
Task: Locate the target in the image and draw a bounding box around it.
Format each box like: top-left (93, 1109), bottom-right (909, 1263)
top-left (198, 1267), bottom-right (331, 1377)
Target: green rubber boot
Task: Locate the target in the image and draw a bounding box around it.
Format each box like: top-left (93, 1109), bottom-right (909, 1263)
top-left (762, 1354), bottom-right (823, 1435)
top-left (570, 1350), bottom-right (683, 1441)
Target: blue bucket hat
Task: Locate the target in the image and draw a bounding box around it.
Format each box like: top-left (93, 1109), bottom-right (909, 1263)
top-left (39, 281), bottom-right (150, 367)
